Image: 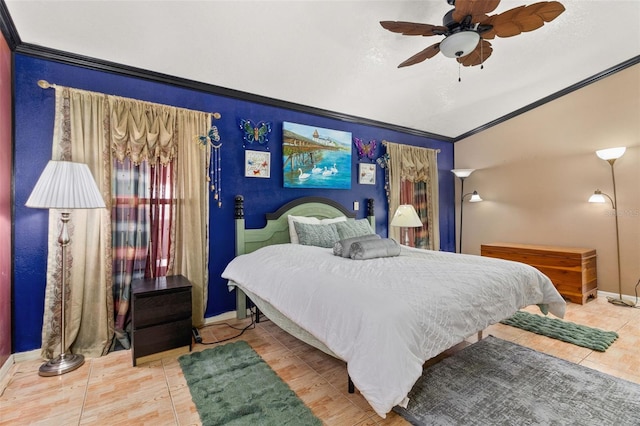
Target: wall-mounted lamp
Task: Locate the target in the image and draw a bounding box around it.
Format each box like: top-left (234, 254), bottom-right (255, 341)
top-left (452, 169), bottom-right (482, 253)
top-left (589, 146), bottom-right (633, 307)
top-left (26, 160), bottom-right (106, 376)
top-left (391, 204), bottom-right (423, 246)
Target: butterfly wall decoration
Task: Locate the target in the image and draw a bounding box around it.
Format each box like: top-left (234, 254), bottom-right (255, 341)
top-left (239, 119), bottom-right (272, 149)
top-left (353, 137), bottom-right (377, 161)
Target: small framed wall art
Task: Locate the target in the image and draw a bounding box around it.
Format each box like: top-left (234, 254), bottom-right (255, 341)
top-left (358, 163), bottom-right (376, 185)
top-left (245, 150), bottom-right (271, 178)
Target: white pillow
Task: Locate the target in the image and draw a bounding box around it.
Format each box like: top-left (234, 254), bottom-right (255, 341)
top-left (287, 214), bottom-right (347, 244)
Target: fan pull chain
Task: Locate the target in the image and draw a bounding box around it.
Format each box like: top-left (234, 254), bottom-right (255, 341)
top-left (458, 62), bottom-right (462, 82)
top-left (480, 39), bottom-right (484, 70)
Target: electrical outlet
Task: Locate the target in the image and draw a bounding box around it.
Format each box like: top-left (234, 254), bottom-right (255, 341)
top-left (353, 201), bottom-right (359, 211)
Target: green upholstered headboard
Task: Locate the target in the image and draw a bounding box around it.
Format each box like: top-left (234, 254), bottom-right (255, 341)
top-left (233, 195), bottom-right (375, 256)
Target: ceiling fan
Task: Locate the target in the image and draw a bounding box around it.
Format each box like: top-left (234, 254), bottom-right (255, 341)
top-left (380, 0), bottom-right (565, 68)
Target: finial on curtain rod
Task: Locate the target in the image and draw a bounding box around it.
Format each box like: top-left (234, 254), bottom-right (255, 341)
top-left (37, 80), bottom-right (55, 89)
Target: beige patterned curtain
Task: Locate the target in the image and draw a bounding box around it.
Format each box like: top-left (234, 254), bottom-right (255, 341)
top-left (384, 141), bottom-right (440, 250)
top-left (41, 86), bottom-right (211, 359)
top-left (43, 87), bottom-right (113, 358)
top-left (174, 109), bottom-right (210, 327)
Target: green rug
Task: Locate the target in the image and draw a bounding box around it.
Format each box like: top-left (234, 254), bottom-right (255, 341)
top-left (178, 341), bottom-right (321, 426)
top-left (500, 310), bottom-right (618, 351)
top-left (394, 336), bottom-right (640, 425)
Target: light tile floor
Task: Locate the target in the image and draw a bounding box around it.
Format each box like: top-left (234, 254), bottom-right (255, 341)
top-left (1, 296), bottom-right (639, 425)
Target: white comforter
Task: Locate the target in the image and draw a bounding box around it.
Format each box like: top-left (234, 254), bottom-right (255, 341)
top-left (222, 244), bottom-right (566, 418)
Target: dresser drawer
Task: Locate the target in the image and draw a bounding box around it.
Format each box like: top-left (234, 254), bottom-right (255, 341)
top-left (133, 288), bottom-right (191, 329)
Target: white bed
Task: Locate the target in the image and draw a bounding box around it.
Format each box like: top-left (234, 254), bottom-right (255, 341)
top-left (222, 196), bottom-right (566, 418)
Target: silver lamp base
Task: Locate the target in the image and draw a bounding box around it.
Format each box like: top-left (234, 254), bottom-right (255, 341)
top-left (38, 353), bottom-right (85, 377)
top-left (607, 297), bottom-right (636, 308)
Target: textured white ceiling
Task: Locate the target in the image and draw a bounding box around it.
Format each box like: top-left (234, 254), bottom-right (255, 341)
top-left (6, 0), bottom-right (640, 139)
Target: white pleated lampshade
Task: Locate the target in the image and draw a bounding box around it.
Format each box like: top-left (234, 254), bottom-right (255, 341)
top-left (26, 161), bottom-right (106, 209)
top-left (390, 204), bottom-right (423, 228)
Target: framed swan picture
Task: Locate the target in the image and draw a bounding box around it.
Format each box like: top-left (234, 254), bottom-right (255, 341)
top-left (282, 121), bottom-right (352, 189)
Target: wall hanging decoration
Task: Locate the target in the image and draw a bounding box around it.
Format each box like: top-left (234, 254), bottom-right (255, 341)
top-left (196, 125), bottom-right (223, 207)
top-left (239, 119), bottom-right (272, 149)
top-left (376, 151), bottom-right (391, 202)
top-left (282, 121), bottom-right (351, 189)
top-left (354, 137), bottom-right (377, 161)
top-left (245, 150), bottom-right (271, 178)
top-left (358, 163), bottom-right (376, 185)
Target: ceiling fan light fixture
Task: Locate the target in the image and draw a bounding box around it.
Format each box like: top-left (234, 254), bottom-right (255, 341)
top-left (439, 31), bottom-right (480, 58)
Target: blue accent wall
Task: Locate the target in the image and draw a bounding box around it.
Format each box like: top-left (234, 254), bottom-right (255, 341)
top-left (12, 53), bottom-right (455, 352)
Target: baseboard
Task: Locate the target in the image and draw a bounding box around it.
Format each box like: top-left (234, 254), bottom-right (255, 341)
top-left (203, 309), bottom-right (252, 325)
top-left (0, 354), bottom-right (14, 386)
top-left (13, 348), bottom-right (42, 363)
top-left (0, 348), bottom-right (41, 386)
top-left (596, 290), bottom-right (637, 306)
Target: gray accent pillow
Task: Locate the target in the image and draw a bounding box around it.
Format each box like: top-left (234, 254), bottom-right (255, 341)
top-left (293, 221), bottom-right (340, 248)
top-left (335, 219), bottom-right (374, 240)
top-left (350, 238), bottom-right (401, 260)
top-left (333, 234), bottom-right (381, 258)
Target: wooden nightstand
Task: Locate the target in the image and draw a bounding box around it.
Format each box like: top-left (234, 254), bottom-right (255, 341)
top-left (131, 275), bottom-right (193, 366)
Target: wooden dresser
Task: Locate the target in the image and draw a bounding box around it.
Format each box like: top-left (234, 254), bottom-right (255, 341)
top-left (480, 243), bottom-right (597, 304)
top-left (131, 275), bottom-right (192, 366)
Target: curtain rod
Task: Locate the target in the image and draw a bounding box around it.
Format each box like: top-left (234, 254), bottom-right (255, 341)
top-left (382, 140), bottom-right (441, 153)
top-left (37, 80), bottom-right (221, 120)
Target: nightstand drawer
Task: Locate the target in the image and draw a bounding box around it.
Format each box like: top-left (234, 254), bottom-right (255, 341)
top-left (133, 289), bottom-right (191, 329)
top-left (132, 318), bottom-right (192, 360)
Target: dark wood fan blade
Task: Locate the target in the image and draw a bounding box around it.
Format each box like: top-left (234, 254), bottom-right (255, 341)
top-left (452, 0), bottom-right (501, 23)
top-left (380, 21), bottom-right (448, 36)
top-left (457, 39), bottom-right (493, 67)
top-left (482, 1), bottom-right (565, 39)
top-left (398, 43), bottom-right (441, 68)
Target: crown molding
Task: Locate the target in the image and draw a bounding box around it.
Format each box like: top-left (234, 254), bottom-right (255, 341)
top-left (453, 55), bottom-right (640, 142)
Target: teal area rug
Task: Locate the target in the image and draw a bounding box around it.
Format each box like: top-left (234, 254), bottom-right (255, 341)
top-left (500, 310), bottom-right (618, 351)
top-left (178, 341), bottom-right (321, 426)
top-left (394, 336), bottom-right (640, 425)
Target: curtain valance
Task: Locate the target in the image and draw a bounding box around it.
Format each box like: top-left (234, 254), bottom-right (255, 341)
top-left (385, 141), bottom-right (438, 183)
top-left (109, 97), bottom-right (177, 165)
top-left (56, 86), bottom-right (215, 165)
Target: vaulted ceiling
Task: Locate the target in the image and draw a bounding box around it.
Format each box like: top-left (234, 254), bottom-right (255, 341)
top-left (3, 0), bottom-right (640, 140)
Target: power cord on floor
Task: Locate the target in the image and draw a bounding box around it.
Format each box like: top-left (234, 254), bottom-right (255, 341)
top-left (193, 307), bottom-right (259, 345)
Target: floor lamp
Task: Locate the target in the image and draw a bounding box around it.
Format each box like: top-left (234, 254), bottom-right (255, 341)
top-left (391, 204), bottom-right (423, 246)
top-left (451, 169), bottom-right (482, 253)
top-left (26, 160), bottom-right (106, 376)
top-left (588, 147), bottom-right (634, 308)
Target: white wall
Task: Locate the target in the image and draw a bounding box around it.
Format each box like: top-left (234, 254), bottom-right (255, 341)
top-left (454, 63), bottom-right (640, 298)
